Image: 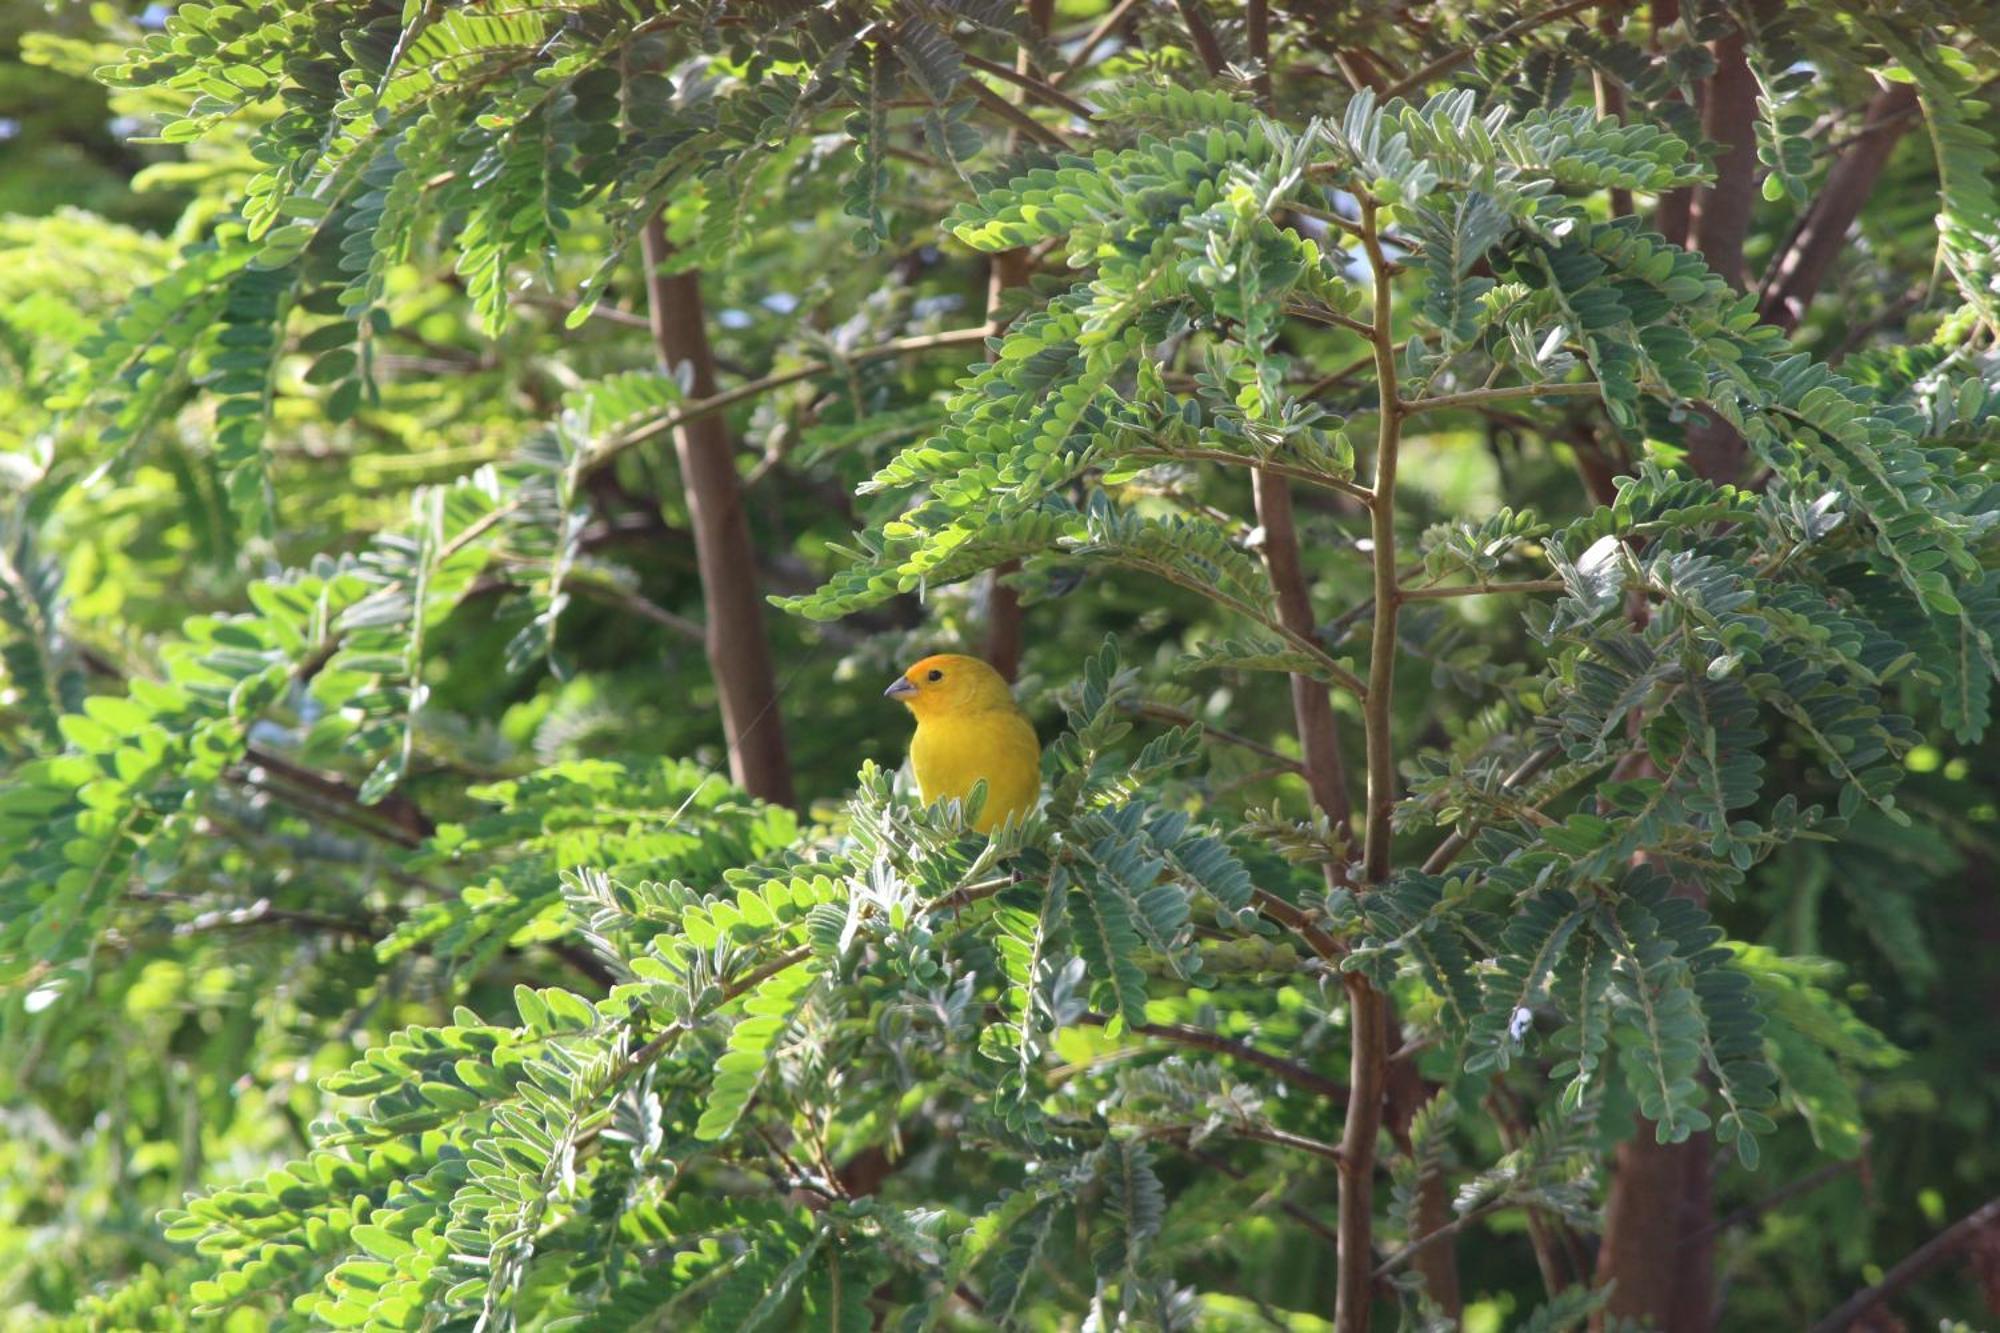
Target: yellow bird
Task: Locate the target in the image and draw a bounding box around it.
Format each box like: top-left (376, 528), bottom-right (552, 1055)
top-left (883, 653), bottom-right (1041, 833)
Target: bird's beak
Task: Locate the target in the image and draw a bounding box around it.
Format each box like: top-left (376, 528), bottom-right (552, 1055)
top-left (883, 676), bottom-right (918, 701)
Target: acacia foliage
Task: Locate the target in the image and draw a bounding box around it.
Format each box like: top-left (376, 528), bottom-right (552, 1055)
top-left (1, 2), bottom-right (1999, 1331)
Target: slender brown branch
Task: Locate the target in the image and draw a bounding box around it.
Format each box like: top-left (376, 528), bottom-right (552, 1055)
top-left (1079, 1012), bottom-right (1348, 1101)
top-left (1421, 745), bottom-right (1562, 876)
top-left (1402, 382), bottom-right (1602, 415)
top-left (639, 217), bottom-right (795, 807)
top-left (1808, 1196), bottom-right (2000, 1333)
top-left (1397, 578), bottom-right (1565, 602)
top-left (242, 745), bottom-right (434, 845)
top-left (1246, 0), bottom-right (1273, 108)
top-left (1384, 0), bottom-right (1608, 100)
top-left (1056, 0), bottom-right (1143, 85)
top-left (1182, 1144), bottom-right (1342, 1250)
top-left (1374, 1198), bottom-right (1508, 1277)
top-left (1757, 83), bottom-right (1919, 334)
top-left (1337, 195), bottom-right (1402, 1333)
top-left (963, 76), bottom-right (1075, 150)
top-left (1130, 701), bottom-right (1305, 772)
top-left (1173, 0), bottom-right (1229, 77)
top-left (1690, 27), bottom-right (1758, 291)
top-left (961, 51), bottom-right (1097, 120)
top-left (1121, 447), bottom-right (1374, 503)
top-left (591, 325), bottom-right (994, 473)
top-left (1256, 470), bottom-right (1356, 835)
top-left (1250, 888), bottom-right (1345, 962)
top-left (565, 576), bottom-right (705, 643)
top-left (1689, 1158), bottom-right (1857, 1243)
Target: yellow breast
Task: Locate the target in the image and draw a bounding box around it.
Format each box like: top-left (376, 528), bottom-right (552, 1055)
top-left (909, 707), bottom-right (1041, 833)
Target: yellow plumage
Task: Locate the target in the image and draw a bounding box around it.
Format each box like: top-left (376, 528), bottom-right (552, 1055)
top-left (884, 653), bottom-right (1040, 833)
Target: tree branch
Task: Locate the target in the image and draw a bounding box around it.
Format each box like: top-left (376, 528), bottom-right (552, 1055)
top-left (961, 51), bottom-right (1096, 121)
top-left (1397, 578), bottom-right (1565, 602)
top-left (1402, 382), bottom-right (1603, 415)
top-left (1078, 1012), bottom-right (1348, 1101)
top-left (639, 217), bottom-right (796, 807)
top-left (1689, 28), bottom-right (1759, 291)
top-left (1173, 0), bottom-right (1229, 78)
top-left (1757, 83), bottom-right (1919, 334)
top-left (1384, 0), bottom-right (1609, 100)
top-left (1808, 1196), bottom-right (2000, 1333)
top-left (1056, 0), bottom-right (1143, 86)
top-left (1256, 470), bottom-right (1357, 836)
top-left (1336, 194), bottom-right (1402, 1333)
top-left (590, 325), bottom-right (993, 474)
top-left (1121, 447), bottom-right (1374, 503)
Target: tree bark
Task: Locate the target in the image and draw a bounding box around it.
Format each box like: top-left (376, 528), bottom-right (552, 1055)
top-left (1759, 84), bottom-right (1919, 334)
top-left (1595, 1129), bottom-right (1716, 1332)
top-left (979, 0), bottom-right (1053, 682)
top-left (1650, 0), bottom-right (1694, 247)
top-left (1689, 30), bottom-right (1759, 292)
top-left (982, 246), bottom-right (1033, 681)
top-left (1253, 472), bottom-right (1354, 833)
top-left (639, 216), bottom-right (796, 807)
top-left (1681, 28), bottom-right (1759, 486)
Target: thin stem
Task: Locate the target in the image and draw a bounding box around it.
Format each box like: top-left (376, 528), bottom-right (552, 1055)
top-left (963, 75), bottom-right (1075, 150)
top-left (1129, 701), bottom-right (1306, 772)
top-left (1373, 1198), bottom-right (1508, 1277)
top-left (1121, 447), bottom-right (1374, 503)
top-left (1255, 464), bottom-right (1358, 835)
top-left (961, 51), bottom-right (1097, 121)
top-left (1384, 0), bottom-right (1609, 99)
top-left (1421, 744), bottom-right (1562, 875)
top-left (1397, 578), bottom-right (1565, 602)
top-left (1400, 381), bottom-right (1602, 415)
top-left (1173, 0), bottom-right (1228, 77)
top-left (1078, 1012), bottom-right (1348, 1101)
top-left (1055, 0), bottom-right (1142, 85)
top-left (1181, 1144), bottom-right (1342, 1250)
top-left (1337, 193), bottom-right (1402, 1333)
top-left (1114, 555), bottom-right (1369, 700)
top-left (1808, 1196), bottom-right (2000, 1333)
top-left (589, 325), bottom-right (994, 475)
top-left (1250, 888), bottom-right (1346, 962)
top-left (1283, 301), bottom-right (1376, 337)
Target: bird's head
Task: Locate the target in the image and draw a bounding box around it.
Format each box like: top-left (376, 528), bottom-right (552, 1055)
top-left (884, 653), bottom-right (1014, 718)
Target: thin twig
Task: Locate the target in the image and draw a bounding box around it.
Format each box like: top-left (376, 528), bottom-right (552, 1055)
top-left (591, 325), bottom-right (994, 473)
top-left (1808, 1196), bottom-right (2000, 1333)
top-left (963, 76), bottom-right (1076, 150)
top-left (1420, 744), bottom-right (1563, 876)
top-left (1121, 447), bottom-right (1374, 503)
top-left (1397, 579), bottom-right (1565, 602)
top-left (1078, 1012), bottom-right (1348, 1101)
top-left (1055, 0), bottom-right (1143, 85)
top-left (1129, 701), bottom-right (1305, 772)
top-left (962, 51), bottom-right (1097, 120)
top-left (1401, 382), bottom-right (1602, 415)
top-left (1384, 0), bottom-right (1609, 99)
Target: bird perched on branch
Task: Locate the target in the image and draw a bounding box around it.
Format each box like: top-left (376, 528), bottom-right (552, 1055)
top-left (884, 653), bottom-right (1040, 834)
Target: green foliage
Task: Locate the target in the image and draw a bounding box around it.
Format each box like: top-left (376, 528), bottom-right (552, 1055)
top-left (4, 2), bottom-right (2000, 1331)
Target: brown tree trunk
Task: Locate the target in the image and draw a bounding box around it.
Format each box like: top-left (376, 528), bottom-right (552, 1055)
top-left (1597, 1130), bottom-right (1717, 1331)
top-left (978, 0), bottom-right (1052, 682)
top-left (1386, 1059), bottom-right (1462, 1318)
top-left (1651, 0), bottom-right (1695, 247)
top-left (1679, 28), bottom-right (1761, 485)
top-left (1689, 31), bottom-right (1758, 292)
top-left (1759, 84), bottom-right (1919, 334)
top-left (1253, 472), bottom-right (1354, 832)
top-left (640, 216), bottom-right (796, 807)
top-left (982, 251), bottom-right (1033, 680)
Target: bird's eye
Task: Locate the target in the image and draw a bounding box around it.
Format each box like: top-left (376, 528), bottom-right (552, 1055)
top-left (927, 668), bottom-right (944, 682)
